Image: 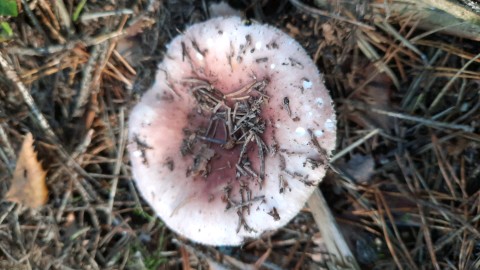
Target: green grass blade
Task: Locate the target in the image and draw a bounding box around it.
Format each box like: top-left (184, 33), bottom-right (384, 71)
top-left (0, 0), bottom-right (18, 17)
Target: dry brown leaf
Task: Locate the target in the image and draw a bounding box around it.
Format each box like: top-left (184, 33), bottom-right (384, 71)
top-left (348, 64), bottom-right (394, 130)
top-left (5, 133), bottom-right (48, 208)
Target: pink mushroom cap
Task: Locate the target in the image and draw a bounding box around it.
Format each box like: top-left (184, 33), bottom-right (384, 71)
top-left (128, 17), bottom-right (336, 246)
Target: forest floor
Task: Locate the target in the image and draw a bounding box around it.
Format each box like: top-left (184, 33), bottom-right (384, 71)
top-left (0, 0), bottom-right (479, 269)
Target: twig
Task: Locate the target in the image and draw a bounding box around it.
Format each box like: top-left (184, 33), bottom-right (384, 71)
top-left (54, 130), bottom-right (94, 221)
top-left (376, 190), bottom-right (419, 269)
top-left (374, 192), bottom-right (405, 270)
top-left (0, 123), bottom-right (15, 170)
top-left (341, 99), bottom-right (474, 132)
top-left (49, 129), bottom-right (94, 181)
top-left (107, 108), bottom-right (128, 225)
top-left (330, 129), bottom-right (380, 163)
top-left (0, 51), bottom-right (94, 181)
top-left (418, 205), bottom-right (440, 270)
top-left (80, 9), bottom-right (134, 22)
top-left (54, 0), bottom-right (73, 34)
top-left (429, 52), bottom-right (480, 110)
top-left (0, 203), bottom-right (15, 225)
top-left (21, 0), bottom-right (51, 45)
top-left (289, 0), bottom-right (375, 30)
top-left (0, 52), bottom-right (57, 141)
top-left (172, 239), bottom-right (238, 269)
top-left (355, 31), bottom-right (400, 89)
top-left (71, 44), bottom-right (105, 117)
top-left (376, 20), bottom-right (428, 64)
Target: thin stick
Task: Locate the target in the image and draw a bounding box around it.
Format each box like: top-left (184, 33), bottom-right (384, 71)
top-left (0, 124), bottom-right (15, 160)
top-left (229, 196), bottom-right (265, 210)
top-left (374, 192), bottom-right (405, 270)
top-left (54, 0), bottom-right (73, 33)
top-left (377, 190), bottom-right (418, 269)
top-left (429, 52), bottom-right (480, 110)
top-left (21, 0), bottom-right (51, 44)
top-left (342, 100), bottom-right (474, 132)
top-left (112, 49), bottom-right (136, 75)
top-left (418, 205), bottom-right (441, 270)
top-left (224, 80), bottom-right (256, 98)
top-left (289, 0), bottom-right (375, 30)
top-left (330, 129), bottom-right (380, 162)
top-left (80, 9), bottom-right (134, 22)
top-left (72, 44), bottom-right (104, 117)
top-left (107, 108), bottom-right (128, 225)
top-left (0, 51), bottom-right (94, 181)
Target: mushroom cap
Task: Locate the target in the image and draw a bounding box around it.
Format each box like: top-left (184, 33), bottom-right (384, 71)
top-left (128, 17), bottom-right (336, 246)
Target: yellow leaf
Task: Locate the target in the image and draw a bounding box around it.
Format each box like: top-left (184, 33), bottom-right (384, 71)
top-left (5, 133), bottom-right (48, 208)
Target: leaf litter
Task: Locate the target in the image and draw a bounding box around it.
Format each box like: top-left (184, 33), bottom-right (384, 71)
top-left (0, 0), bottom-right (479, 269)
top-left (5, 133), bottom-right (48, 208)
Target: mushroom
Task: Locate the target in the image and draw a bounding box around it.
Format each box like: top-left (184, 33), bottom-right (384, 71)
top-left (128, 17), bottom-right (336, 245)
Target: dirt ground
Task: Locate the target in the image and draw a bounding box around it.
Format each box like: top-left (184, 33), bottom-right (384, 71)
top-left (0, 0), bottom-right (479, 269)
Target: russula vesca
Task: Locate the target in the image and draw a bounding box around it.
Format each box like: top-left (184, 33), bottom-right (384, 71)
top-left (128, 17), bottom-right (336, 245)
